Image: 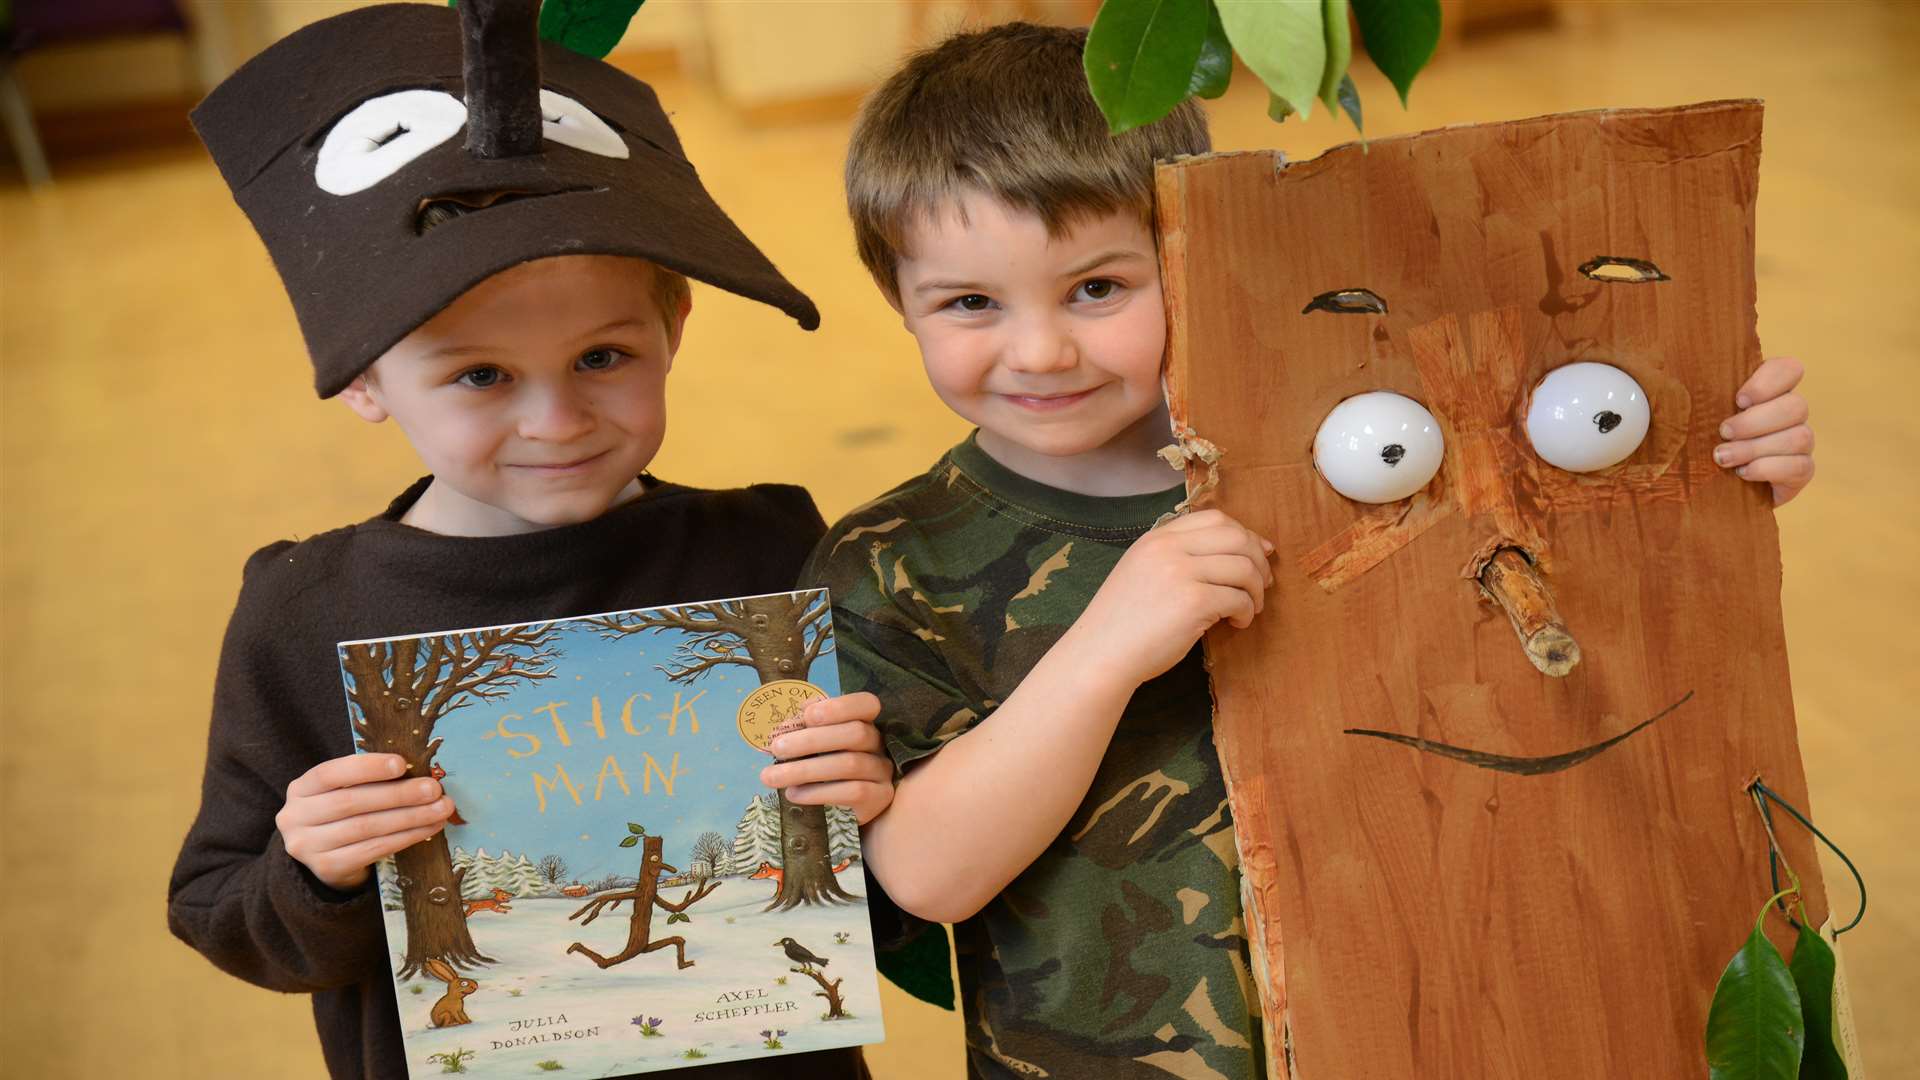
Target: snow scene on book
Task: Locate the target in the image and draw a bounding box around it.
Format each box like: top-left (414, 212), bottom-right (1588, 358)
top-left (336, 589), bottom-right (884, 1078)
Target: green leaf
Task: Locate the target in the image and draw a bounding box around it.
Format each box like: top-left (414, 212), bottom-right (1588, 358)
top-left (1789, 924), bottom-right (1848, 1080)
top-left (618, 835), bottom-right (639, 848)
top-left (666, 912), bottom-right (691, 924)
top-left (1706, 907), bottom-right (1805, 1080)
top-left (1336, 73), bottom-right (1364, 131)
top-left (538, 0), bottom-right (647, 60)
top-left (1319, 0), bottom-right (1353, 114)
top-left (1188, 2), bottom-right (1233, 99)
top-left (1217, 0), bottom-right (1327, 120)
top-left (1084, 0), bottom-right (1213, 134)
top-left (1351, 0), bottom-right (1440, 105)
top-left (627, 822), bottom-right (646, 835)
top-left (1267, 92), bottom-right (1295, 124)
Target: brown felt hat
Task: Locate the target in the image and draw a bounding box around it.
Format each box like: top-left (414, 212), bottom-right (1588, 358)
top-left (192, 2), bottom-right (820, 398)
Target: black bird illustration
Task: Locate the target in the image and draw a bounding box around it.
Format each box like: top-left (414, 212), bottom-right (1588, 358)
top-left (774, 937), bottom-right (829, 971)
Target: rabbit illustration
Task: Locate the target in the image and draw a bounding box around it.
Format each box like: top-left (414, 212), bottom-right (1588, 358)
top-left (424, 958), bottom-right (478, 1027)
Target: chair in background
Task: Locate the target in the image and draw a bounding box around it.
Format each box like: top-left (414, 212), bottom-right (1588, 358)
top-left (1, 0), bottom-right (203, 186)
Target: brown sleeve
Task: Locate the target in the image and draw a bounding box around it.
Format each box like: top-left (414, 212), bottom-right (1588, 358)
top-left (165, 541), bottom-right (389, 992)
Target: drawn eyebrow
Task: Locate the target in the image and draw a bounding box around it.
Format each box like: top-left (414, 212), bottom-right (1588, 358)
top-left (1303, 288), bottom-right (1388, 315)
top-left (1578, 256), bottom-right (1670, 283)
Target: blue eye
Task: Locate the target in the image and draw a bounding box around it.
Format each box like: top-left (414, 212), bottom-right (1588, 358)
top-left (579, 348), bottom-right (626, 371)
top-left (456, 366), bottom-right (505, 389)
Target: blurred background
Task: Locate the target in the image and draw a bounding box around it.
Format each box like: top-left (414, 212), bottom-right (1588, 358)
top-left (2, 1), bottom-right (1915, 1076)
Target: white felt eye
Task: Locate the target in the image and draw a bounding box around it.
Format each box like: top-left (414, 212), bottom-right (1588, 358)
top-left (314, 89), bottom-right (466, 196)
top-left (1313, 392), bottom-right (1445, 503)
top-left (540, 89), bottom-right (628, 159)
top-left (1525, 362), bottom-right (1651, 472)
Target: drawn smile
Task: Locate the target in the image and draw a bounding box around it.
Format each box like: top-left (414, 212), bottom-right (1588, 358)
top-left (1342, 690), bottom-right (1694, 775)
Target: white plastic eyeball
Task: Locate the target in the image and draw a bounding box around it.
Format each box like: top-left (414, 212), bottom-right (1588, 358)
top-left (540, 89), bottom-right (628, 159)
top-left (315, 89), bottom-right (467, 196)
top-left (1525, 362), bottom-right (1651, 472)
top-left (1313, 392), bottom-right (1445, 503)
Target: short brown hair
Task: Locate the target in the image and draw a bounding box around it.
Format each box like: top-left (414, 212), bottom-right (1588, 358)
top-left (650, 264), bottom-right (692, 327)
top-left (847, 22), bottom-right (1211, 303)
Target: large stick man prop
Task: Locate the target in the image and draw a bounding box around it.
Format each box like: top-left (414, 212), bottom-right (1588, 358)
top-left (1159, 102), bottom-right (1831, 1078)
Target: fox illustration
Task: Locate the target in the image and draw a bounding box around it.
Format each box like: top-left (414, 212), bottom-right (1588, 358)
top-left (461, 887), bottom-right (513, 918)
top-left (747, 858), bottom-right (851, 893)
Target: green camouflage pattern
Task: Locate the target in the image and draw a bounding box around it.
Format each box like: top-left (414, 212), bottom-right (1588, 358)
top-left (802, 436), bottom-right (1260, 1080)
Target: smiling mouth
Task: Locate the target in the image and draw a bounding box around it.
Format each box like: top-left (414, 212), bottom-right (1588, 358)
top-left (1342, 690), bottom-right (1694, 776)
top-left (1002, 388), bottom-right (1097, 411)
top-left (512, 450), bottom-right (610, 472)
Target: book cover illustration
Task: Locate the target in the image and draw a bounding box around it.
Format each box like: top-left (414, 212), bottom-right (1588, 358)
top-left (337, 589), bottom-right (884, 1077)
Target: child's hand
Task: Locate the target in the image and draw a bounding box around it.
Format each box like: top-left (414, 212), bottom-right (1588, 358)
top-left (276, 753), bottom-right (453, 890)
top-left (1715, 356), bottom-right (1815, 506)
top-left (759, 692), bottom-right (894, 825)
top-left (1070, 508), bottom-right (1275, 686)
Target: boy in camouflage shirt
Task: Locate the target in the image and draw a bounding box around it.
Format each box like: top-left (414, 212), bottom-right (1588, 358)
top-left (772, 22), bottom-right (1820, 1080)
top-left (780, 26), bottom-right (1272, 1077)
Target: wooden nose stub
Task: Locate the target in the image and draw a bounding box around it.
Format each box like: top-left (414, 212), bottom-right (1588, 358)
top-left (1478, 548), bottom-right (1581, 677)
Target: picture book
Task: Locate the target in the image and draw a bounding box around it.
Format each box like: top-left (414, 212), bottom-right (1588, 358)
top-left (336, 589), bottom-right (884, 1077)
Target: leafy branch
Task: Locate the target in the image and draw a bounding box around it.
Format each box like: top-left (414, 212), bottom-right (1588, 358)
top-left (1701, 785), bottom-right (1852, 1080)
top-left (1083, 0), bottom-right (1442, 134)
top-left (446, 0), bottom-right (646, 60)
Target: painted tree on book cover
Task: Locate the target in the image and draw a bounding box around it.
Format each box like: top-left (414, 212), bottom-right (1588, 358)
top-left (340, 625), bottom-right (560, 977)
top-left (588, 593), bottom-right (857, 909)
top-left (689, 830), bottom-right (729, 886)
top-left (729, 793), bottom-right (782, 874)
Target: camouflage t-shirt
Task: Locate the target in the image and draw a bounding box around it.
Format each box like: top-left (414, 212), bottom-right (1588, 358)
top-left (802, 435), bottom-right (1260, 1080)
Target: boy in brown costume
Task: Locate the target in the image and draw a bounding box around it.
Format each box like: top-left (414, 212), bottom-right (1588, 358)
top-left (166, 6), bottom-right (890, 1077)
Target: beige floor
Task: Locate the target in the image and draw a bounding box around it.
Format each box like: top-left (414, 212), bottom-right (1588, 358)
top-left (4, 2), bottom-right (1916, 1077)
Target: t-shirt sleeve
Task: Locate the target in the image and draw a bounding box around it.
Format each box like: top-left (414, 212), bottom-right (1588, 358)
top-left (165, 541), bottom-right (390, 993)
top-left (800, 521), bottom-right (980, 774)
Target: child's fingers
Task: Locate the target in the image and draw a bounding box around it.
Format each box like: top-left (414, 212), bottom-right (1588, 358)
top-left (768, 719), bottom-right (883, 761)
top-left (760, 750), bottom-right (893, 792)
top-left (1205, 582), bottom-right (1259, 630)
top-left (1714, 425), bottom-right (1813, 468)
top-left (782, 779), bottom-right (892, 821)
top-left (1158, 507), bottom-right (1232, 533)
top-left (1734, 453), bottom-right (1815, 500)
top-left (301, 798), bottom-right (454, 856)
top-left (1735, 356), bottom-right (1804, 409)
top-left (1720, 392), bottom-right (1808, 441)
top-left (286, 753), bottom-right (407, 798)
top-left (311, 822), bottom-right (450, 884)
top-left (1193, 555), bottom-right (1270, 612)
top-left (796, 692), bottom-right (881, 729)
top-left (281, 774), bottom-right (441, 830)
top-left (1177, 524), bottom-right (1277, 576)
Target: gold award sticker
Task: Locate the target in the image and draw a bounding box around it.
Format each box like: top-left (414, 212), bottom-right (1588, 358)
top-left (737, 679), bottom-right (826, 752)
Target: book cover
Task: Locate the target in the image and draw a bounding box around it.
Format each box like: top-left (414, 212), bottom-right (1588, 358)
top-left (336, 589), bottom-right (884, 1077)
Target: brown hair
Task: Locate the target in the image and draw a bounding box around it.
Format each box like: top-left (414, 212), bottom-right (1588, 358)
top-left (846, 21), bottom-right (1211, 303)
